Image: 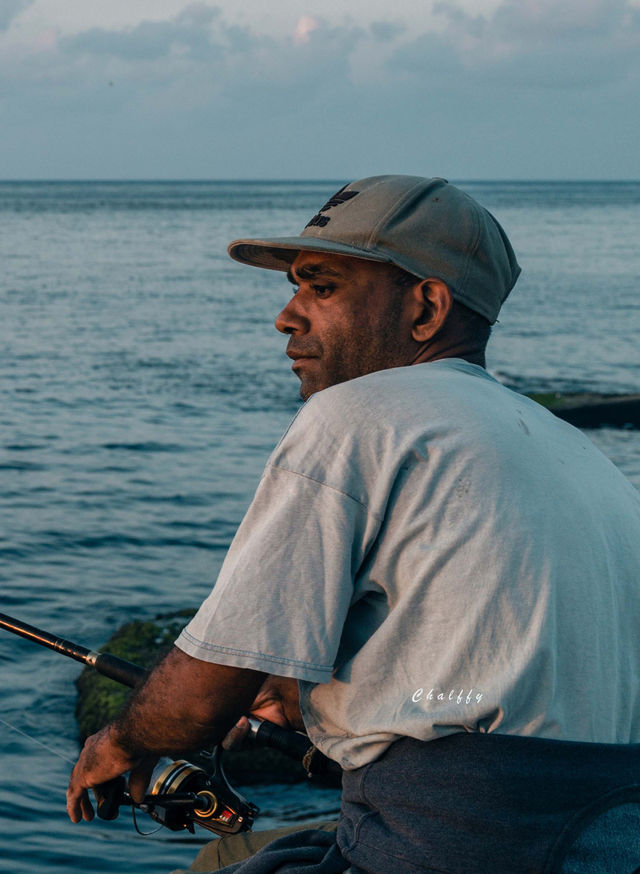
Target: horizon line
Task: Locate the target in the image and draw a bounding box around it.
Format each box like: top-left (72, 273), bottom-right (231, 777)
top-left (0, 177), bottom-right (639, 185)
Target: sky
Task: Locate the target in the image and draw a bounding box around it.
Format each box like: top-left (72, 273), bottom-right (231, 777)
top-left (1, 0), bottom-right (639, 179)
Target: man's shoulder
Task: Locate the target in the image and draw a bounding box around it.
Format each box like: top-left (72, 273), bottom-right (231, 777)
top-left (288, 365), bottom-right (419, 440)
top-left (307, 368), bottom-right (399, 419)
top-left (269, 368), bottom-right (417, 476)
top-left (300, 359), bottom-right (497, 425)
top-left (274, 359), bottom-right (497, 461)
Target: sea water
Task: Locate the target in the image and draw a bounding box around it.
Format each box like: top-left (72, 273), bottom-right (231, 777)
top-left (0, 180), bottom-right (638, 872)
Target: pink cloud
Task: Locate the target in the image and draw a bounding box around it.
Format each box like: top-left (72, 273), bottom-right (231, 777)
top-left (293, 15), bottom-right (318, 44)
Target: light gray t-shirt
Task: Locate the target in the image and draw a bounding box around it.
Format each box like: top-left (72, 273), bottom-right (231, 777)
top-left (176, 359), bottom-right (640, 769)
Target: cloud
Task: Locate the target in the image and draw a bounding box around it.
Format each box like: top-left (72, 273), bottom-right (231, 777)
top-left (0, 0), bottom-right (32, 31)
top-left (490, 0), bottom-right (633, 40)
top-left (369, 21), bottom-right (405, 42)
top-left (0, 0), bottom-right (638, 179)
top-left (62, 3), bottom-right (222, 61)
top-left (28, 0), bottom-right (640, 100)
top-left (0, 6), bottom-right (365, 143)
top-left (293, 15), bottom-right (319, 45)
top-left (392, 0), bottom-right (640, 88)
top-left (56, 4), bottom-right (361, 96)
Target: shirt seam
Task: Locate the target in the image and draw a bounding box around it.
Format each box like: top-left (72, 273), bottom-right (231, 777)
top-left (179, 629), bottom-right (334, 673)
top-left (267, 462), bottom-right (383, 519)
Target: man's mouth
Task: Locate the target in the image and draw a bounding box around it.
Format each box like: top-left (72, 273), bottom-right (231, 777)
top-left (290, 357), bottom-right (318, 376)
top-left (286, 347), bottom-right (320, 364)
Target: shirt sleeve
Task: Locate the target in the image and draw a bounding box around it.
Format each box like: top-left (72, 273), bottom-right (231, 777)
top-left (175, 462), bottom-right (376, 683)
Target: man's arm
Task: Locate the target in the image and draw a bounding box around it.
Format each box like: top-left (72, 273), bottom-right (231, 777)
top-left (67, 646), bottom-right (267, 823)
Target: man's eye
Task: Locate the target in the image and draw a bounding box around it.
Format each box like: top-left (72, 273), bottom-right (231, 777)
top-left (312, 284), bottom-right (334, 298)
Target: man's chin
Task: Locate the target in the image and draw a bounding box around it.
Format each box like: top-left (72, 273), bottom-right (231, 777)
top-left (298, 372), bottom-right (348, 401)
top-left (298, 377), bottom-right (323, 401)
top-left (292, 358), bottom-right (326, 401)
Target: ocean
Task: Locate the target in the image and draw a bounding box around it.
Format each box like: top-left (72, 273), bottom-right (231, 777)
top-left (0, 180), bottom-right (638, 872)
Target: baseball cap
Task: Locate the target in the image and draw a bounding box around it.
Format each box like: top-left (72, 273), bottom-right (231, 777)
top-left (228, 175), bottom-right (521, 324)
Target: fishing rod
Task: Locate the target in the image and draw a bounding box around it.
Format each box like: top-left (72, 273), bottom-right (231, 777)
top-left (0, 612), bottom-right (148, 687)
top-left (0, 612), bottom-right (340, 837)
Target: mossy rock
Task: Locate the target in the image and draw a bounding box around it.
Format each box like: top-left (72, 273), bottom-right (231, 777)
top-left (527, 392), bottom-right (564, 409)
top-left (75, 611), bottom-right (309, 784)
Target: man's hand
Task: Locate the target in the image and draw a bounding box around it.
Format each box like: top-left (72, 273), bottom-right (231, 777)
top-left (223, 675), bottom-right (303, 750)
top-left (66, 724), bottom-right (156, 823)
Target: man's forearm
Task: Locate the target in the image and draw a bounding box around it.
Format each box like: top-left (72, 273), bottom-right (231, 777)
top-left (111, 646), bottom-right (267, 756)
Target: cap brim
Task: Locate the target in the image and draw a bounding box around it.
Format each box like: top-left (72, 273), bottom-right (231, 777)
top-left (227, 236), bottom-right (391, 272)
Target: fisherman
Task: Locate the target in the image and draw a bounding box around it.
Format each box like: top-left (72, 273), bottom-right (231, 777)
top-left (67, 176), bottom-right (640, 873)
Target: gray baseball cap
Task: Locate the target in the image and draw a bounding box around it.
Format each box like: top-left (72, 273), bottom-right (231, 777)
top-left (228, 175), bottom-right (521, 324)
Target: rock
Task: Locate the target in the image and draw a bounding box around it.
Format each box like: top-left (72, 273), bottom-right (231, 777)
top-left (527, 393), bottom-right (640, 429)
top-left (74, 611), bottom-right (310, 784)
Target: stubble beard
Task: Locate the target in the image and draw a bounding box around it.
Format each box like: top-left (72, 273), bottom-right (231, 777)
top-left (297, 291), bottom-right (408, 401)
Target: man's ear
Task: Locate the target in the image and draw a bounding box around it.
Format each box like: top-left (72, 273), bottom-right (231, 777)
top-left (410, 279), bottom-right (453, 343)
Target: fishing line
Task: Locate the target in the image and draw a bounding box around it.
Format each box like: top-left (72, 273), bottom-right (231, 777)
top-left (2, 715), bottom-right (164, 837)
top-left (0, 715), bottom-right (77, 766)
top-left (131, 804), bottom-right (162, 837)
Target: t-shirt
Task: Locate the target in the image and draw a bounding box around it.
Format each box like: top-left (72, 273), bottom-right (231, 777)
top-left (176, 359), bottom-right (640, 770)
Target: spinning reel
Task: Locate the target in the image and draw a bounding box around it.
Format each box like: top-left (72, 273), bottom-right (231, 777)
top-left (98, 747), bottom-right (258, 835)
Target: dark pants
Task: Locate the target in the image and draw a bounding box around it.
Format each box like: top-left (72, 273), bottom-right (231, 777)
top-left (174, 733), bottom-right (640, 873)
top-left (338, 733), bottom-right (640, 873)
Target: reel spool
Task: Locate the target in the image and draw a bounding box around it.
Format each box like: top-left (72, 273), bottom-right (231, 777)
top-left (141, 755), bottom-right (258, 835)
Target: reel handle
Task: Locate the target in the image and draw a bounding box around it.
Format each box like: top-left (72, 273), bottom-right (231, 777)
top-left (95, 775), bottom-right (126, 821)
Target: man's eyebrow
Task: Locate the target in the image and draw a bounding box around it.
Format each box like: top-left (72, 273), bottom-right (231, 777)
top-left (287, 262), bottom-right (346, 284)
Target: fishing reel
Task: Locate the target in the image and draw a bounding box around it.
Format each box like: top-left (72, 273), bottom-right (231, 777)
top-left (98, 747), bottom-right (258, 836)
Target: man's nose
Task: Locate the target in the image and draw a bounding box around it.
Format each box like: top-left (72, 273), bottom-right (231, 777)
top-left (275, 295), bottom-right (310, 335)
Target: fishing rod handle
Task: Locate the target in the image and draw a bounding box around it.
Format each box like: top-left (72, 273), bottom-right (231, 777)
top-left (89, 652), bottom-right (149, 688)
top-left (248, 718), bottom-right (342, 785)
top-left (247, 717), bottom-right (312, 759)
top-left (96, 775), bottom-right (127, 821)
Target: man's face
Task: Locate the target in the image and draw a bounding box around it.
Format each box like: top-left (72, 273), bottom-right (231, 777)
top-left (275, 252), bottom-right (417, 400)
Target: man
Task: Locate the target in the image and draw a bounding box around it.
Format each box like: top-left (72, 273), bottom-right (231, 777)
top-left (67, 176), bottom-right (640, 872)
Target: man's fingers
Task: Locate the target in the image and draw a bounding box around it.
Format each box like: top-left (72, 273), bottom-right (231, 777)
top-left (222, 715), bottom-right (250, 750)
top-left (248, 675), bottom-right (302, 729)
top-left (128, 756), bottom-right (158, 803)
top-left (66, 795), bottom-right (81, 824)
top-left (80, 790), bottom-right (95, 822)
top-left (67, 781), bottom-right (94, 824)
top-left (66, 725), bottom-right (136, 824)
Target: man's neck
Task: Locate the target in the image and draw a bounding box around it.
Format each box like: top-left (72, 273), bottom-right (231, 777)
top-left (411, 340), bottom-right (486, 370)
